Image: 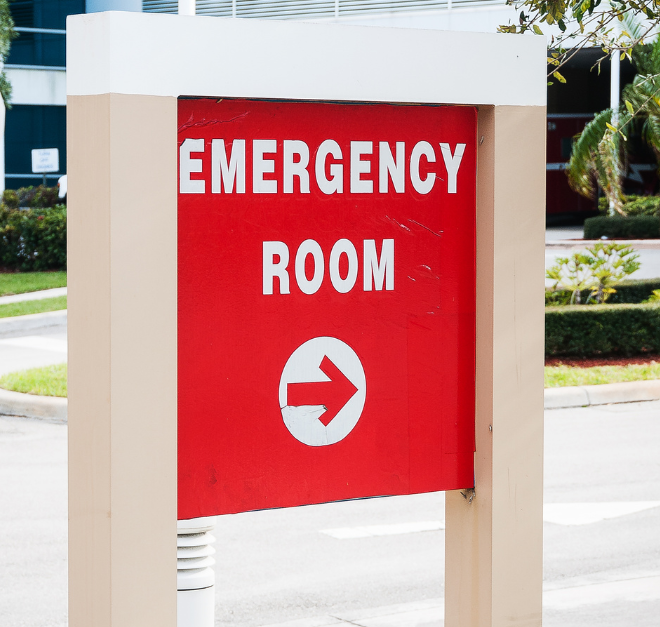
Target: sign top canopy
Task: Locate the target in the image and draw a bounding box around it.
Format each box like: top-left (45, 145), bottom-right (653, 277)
top-left (67, 11), bottom-right (546, 107)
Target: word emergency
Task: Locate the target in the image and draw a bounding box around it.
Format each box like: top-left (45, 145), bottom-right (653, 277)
top-left (180, 139), bottom-right (466, 195)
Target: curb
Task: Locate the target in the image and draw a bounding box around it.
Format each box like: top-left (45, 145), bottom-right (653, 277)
top-left (544, 379), bottom-right (660, 409)
top-left (0, 387), bottom-right (67, 422)
top-left (0, 310), bottom-right (67, 338)
top-left (546, 239), bottom-right (660, 250)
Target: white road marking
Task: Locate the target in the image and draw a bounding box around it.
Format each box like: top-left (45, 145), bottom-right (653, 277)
top-left (321, 502), bottom-right (660, 541)
top-left (0, 336), bottom-right (67, 353)
top-left (320, 521), bottom-right (444, 539)
top-left (543, 501), bottom-right (660, 526)
top-left (544, 574), bottom-right (660, 610)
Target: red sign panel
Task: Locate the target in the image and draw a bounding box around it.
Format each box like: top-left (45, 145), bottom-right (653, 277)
top-left (178, 98), bottom-right (476, 519)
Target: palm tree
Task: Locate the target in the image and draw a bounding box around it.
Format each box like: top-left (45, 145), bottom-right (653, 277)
top-left (566, 26), bottom-right (660, 215)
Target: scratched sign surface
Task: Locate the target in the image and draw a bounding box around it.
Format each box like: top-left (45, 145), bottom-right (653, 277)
top-left (178, 98), bottom-right (476, 519)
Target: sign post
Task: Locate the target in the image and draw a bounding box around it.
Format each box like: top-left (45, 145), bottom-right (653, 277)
top-left (68, 12), bottom-right (546, 627)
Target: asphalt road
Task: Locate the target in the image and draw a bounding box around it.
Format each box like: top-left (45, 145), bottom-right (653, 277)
top-left (1, 400), bottom-right (659, 626)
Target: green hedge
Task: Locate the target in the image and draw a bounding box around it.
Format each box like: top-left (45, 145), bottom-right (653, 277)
top-left (546, 278), bottom-right (660, 306)
top-left (546, 303), bottom-right (660, 357)
top-left (0, 205), bottom-right (67, 271)
top-left (584, 215), bottom-right (660, 239)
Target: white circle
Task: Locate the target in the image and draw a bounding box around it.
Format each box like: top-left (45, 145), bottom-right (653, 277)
top-left (279, 337), bottom-right (366, 447)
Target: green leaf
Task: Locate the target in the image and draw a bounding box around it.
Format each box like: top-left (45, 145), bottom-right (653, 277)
top-left (553, 71), bottom-right (566, 83)
top-left (625, 100), bottom-right (634, 115)
top-left (533, 24), bottom-right (544, 35)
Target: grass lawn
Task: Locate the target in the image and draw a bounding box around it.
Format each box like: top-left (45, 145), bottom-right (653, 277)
top-left (0, 271), bottom-right (67, 296)
top-left (0, 295), bottom-right (67, 318)
top-left (545, 362), bottom-right (660, 388)
top-left (0, 363), bottom-right (67, 397)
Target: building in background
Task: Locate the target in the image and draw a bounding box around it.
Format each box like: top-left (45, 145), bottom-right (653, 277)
top-left (5, 1), bottom-right (80, 189)
top-left (4, 0), bottom-right (637, 220)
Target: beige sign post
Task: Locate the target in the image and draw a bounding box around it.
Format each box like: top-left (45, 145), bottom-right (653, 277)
top-left (67, 12), bottom-right (546, 627)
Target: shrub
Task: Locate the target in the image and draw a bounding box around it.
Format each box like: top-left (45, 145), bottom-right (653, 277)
top-left (2, 185), bottom-right (61, 209)
top-left (545, 243), bottom-right (640, 304)
top-left (546, 278), bottom-right (660, 306)
top-left (1, 189), bottom-right (19, 209)
top-left (546, 303), bottom-right (660, 357)
top-left (598, 195), bottom-right (660, 216)
top-left (584, 215), bottom-right (660, 239)
top-left (0, 204), bottom-right (67, 271)
top-left (610, 278), bottom-right (660, 303)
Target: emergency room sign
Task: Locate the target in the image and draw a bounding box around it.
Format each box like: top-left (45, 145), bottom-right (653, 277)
top-left (177, 98), bottom-right (477, 519)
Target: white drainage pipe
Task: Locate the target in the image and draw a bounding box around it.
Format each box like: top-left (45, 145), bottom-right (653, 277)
top-left (177, 517), bottom-right (216, 627)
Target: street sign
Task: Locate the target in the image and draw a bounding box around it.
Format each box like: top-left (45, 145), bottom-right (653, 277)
top-left (177, 97), bottom-right (477, 519)
top-left (31, 148), bottom-right (59, 173)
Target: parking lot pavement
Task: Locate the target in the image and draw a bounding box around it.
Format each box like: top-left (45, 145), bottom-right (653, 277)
top-left (0, 400), bottom-right (658, 626)
top-left (0, 330), bottom-right (67, 376)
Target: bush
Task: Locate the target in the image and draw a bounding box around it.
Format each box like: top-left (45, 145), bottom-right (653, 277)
top-left (546, 278), bottom-right (660, 306)
top-left (610, 278), bottom-right (660, 303)
top-left (2, 185), bottom-right (61, 209)
top-left (0, 205), bottom-right (67, 271)
top-left (598, 195), bottom-right (660, 216)
top-left (546, 303), bottom-right (660, 357)
top-left (584, 215), bottom-right (660, 239)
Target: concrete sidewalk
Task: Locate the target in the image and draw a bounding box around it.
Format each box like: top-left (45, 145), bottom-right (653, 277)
top-left (0, 287), bottom-right (67, 305)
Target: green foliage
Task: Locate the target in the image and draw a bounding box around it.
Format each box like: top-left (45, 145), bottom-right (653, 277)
top-left (2, 185), bottom-right (62, 209)
top-left (597, 195), bottom-right (660, 216)
top-left (0, 295), bottom-right (66, 318)
top-left (0, 363), bottom-right (67, 397)
top-left (500, 0), bottom-right (660, 80)
top-left (546, 303), bottom-right (660, 357)
top-left (0, 205), bottom-right (67, 271)
top-left (0, 0), bottom-right (17, 107)
top-left (545, 362), bottom-right (660, 387)
top-left (566, 109), bottom-right (628, 213)
top-left (611, 278), bottom-right (660, 302)
top-left (644, 288), bottom-right (660, 302)
top-left (1, 189), bottom-right (18, 209)
top-left (584, 215), bottom-right (660, 239)
top-left (546, 242), bottom-right (640, 304)
top-left (546, 278), bottom-right (660, 306)
top-left (0, 270), bottom-right (67, 296)
top-left (562, 28), bottom-right (660, 213)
